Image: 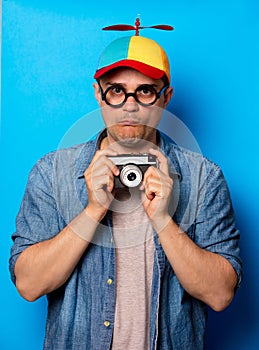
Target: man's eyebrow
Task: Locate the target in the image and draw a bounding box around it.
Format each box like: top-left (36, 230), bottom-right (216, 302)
top-left (104, 82), bottom-right (159, 88)
top-left (105, 82), bottom-right (125, 87)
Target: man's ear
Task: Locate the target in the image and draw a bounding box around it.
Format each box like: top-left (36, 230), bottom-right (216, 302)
top-left (163, 86), bottom-right (174, 108)
top-left (93, 82), bottom-right (102, 105)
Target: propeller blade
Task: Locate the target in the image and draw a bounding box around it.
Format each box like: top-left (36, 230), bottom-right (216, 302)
top-left (102, 24), bottom-right (136, 31)
top-left (140, 25), bottom-right (174, 31)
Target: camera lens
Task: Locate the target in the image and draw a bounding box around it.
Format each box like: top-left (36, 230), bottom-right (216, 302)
top-left (127, 172), bottom-right (137, 182)
top-left (120, 165), bottom-right (143, 188)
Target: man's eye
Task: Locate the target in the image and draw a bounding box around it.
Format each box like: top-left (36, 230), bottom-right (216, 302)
top-left (141, 88), bottom-right (152, 95)
top-left (138, 87), bottom-right (153, 96)
top-left (111, 86), bottom-right (124, 94)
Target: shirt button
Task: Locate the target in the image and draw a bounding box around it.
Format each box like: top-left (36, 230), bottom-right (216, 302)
top-left (107, 278), bottom-right (113, 285)
top-left (104, 321), bottom-right (110, 327)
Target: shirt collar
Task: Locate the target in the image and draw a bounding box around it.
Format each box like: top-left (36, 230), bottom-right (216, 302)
top-left (75, 129), bottom-right (107, 179)
top-left (158, 131), bottom-right (182, 181)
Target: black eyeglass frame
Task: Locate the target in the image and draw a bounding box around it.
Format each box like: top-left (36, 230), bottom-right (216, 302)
top-left (97, 82), bottom-right (169, 108)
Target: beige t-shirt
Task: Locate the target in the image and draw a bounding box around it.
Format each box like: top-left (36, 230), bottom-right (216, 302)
top-left (110, 189), bottom-right (155, 350)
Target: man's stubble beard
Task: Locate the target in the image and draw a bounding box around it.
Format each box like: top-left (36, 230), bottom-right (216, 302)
top-left (107, 125), bottom-right (158, 152)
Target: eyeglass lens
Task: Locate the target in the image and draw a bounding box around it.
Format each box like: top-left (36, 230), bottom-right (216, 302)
top-left (103, 84), bottom-right (166, 107)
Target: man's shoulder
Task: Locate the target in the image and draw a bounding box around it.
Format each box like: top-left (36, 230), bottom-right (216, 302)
top-left (23, 140), bottom-right (97, 186)
top-left (162, 136), bottom-right (222, 180)
top-left (35, 140), bottom-right (96, 168)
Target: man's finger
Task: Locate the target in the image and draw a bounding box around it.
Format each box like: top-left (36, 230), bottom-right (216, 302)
top-left (149, 148), bottom-right (169, 175)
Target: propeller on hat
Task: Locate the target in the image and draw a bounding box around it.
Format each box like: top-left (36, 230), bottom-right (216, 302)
top-left (102, 17), bottom-right (174, 36)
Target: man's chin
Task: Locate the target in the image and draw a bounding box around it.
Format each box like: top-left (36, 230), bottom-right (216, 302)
top-left (106, 126), bottom-right (157, 151)
top-left (117, 137), bottom-right (144, 148)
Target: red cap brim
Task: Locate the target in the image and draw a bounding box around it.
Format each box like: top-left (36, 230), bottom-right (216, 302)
top-left (94, 59), bottom-right (165, 80)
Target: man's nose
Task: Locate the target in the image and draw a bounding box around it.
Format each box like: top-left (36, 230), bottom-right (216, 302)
top-left (122, 95), bottom-right (139, 112)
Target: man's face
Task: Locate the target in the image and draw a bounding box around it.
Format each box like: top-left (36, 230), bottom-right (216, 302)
top-left (93, 68), bottom-right (173, 150)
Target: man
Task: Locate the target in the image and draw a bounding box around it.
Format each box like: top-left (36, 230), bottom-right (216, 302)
top-left (10, 35), bottom-right (242, 349)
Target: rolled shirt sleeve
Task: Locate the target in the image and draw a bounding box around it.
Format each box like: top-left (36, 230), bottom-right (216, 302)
top-left (194, 163), bottom-right (242, 290)
top-left (9, 154), bottom-right (62, 285)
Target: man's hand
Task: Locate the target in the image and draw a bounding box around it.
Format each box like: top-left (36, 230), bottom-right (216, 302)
top-left (84, 149), bottom-right (119, 221)
top-left (141, 148), bottom-right (173, 232)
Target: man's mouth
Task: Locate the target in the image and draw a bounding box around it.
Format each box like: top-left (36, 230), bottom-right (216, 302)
top-left (117, 120), bottom-right (140, 126)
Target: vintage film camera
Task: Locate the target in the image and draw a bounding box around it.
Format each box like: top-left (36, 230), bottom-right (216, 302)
top-left (108, 153), bottom-right (158, 188)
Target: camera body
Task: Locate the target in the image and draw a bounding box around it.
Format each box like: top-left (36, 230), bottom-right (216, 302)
top-left (108, 153), bottom-right (158, 189)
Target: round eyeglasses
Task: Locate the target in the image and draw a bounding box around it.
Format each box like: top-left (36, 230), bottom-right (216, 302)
top-left (98, 83), bottom-right (169, 108)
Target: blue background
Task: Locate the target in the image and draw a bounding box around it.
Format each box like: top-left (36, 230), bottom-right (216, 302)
top-left (1, 0), bottom-right (258, 349)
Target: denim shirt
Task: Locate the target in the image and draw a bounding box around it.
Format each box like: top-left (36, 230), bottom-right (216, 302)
top-left (9, 130), bottom-right (242, 350)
